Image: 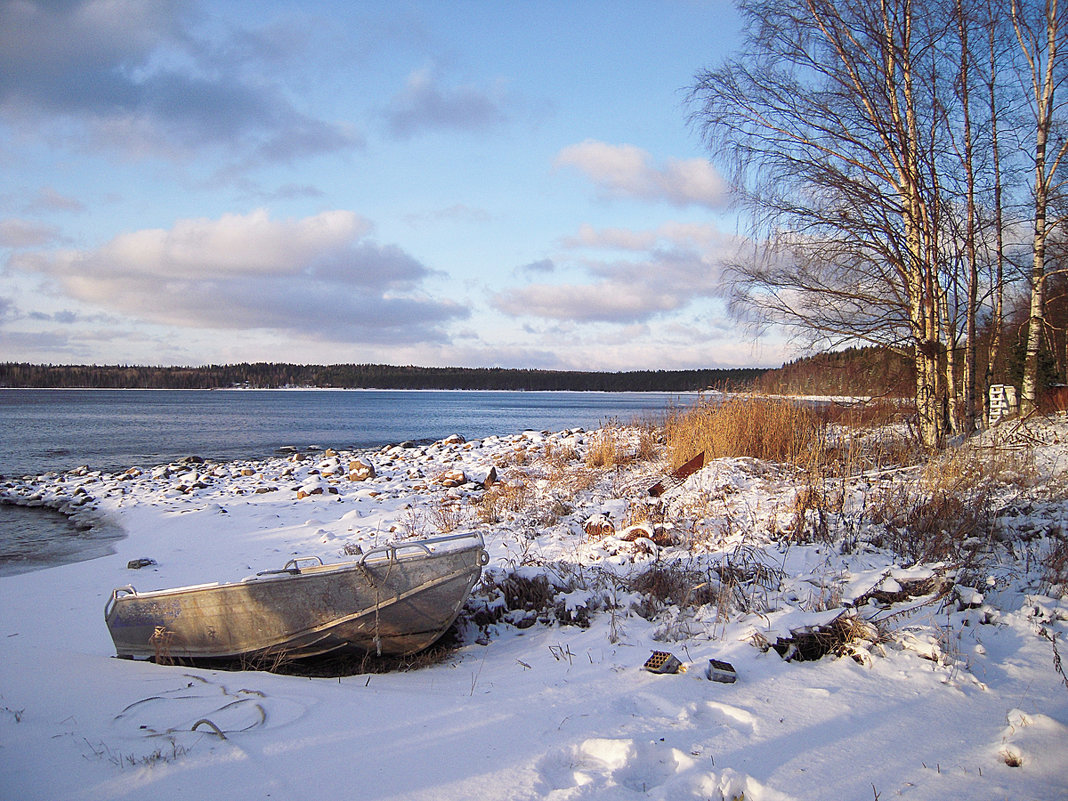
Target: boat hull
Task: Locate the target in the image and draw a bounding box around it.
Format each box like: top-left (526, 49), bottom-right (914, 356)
top-left (105, 533), bottom-right (487, 661)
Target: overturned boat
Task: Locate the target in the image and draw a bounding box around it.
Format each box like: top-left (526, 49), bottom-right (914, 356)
top-left (105, 532), bottom-right (488, 662)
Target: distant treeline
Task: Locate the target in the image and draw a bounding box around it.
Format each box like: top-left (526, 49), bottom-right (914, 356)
top-left (0, 363), bottom-right (765, 392)
top-left (754, 347), bottom-right (914, 397)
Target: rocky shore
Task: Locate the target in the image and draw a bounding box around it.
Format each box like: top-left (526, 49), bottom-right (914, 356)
top-left (1, 419), bottom-right (1067, 800)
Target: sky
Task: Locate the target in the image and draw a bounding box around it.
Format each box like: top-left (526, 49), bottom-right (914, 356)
top-left (0, 0), bottom-right (786, 371)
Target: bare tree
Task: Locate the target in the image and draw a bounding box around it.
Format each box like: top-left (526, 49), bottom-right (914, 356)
top-left (983, 0), bottom-right (1010, 404)
top-left (1012, 0), bottom-right (1068, 414)
top-left (691, 0), bottom-right (1068, 437)
top-left (690, 0), bottom-right (958, 447)
top-left (955, 0), bottom-right (981, 430)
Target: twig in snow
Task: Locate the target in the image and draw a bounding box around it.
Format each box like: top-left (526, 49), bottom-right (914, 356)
top-left (1038, 627), bottom-right (1068, 691)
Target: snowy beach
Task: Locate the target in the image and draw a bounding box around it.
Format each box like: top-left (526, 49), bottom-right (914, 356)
top-left (1, 418), bottom-right (1067, 800)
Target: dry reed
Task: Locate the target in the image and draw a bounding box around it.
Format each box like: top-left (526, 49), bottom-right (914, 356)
top-left (664, 395), bottom-right (824, 469)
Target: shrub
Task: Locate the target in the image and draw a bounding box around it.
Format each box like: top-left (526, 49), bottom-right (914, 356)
top-left (866, 443), bottom-right (1033, 564)
top-left (475, 479), bottom-right (530, 524)
top-left (1041, 532), bottom-right (1068, 592)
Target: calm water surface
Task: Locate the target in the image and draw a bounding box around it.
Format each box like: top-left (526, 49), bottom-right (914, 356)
top-left (1, 389), bottom-right (694, 573)
top-left (1, 389), bottom-right (693, 477)
top-left (0, 506), bottom-right (123, 576)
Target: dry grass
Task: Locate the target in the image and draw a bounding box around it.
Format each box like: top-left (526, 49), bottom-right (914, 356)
top-left (475, 477), bottom-right (531, 524)
top-left (583, 420), bottom-right (659, 468)
top-left (635, 423), bottom-right (659, 462)
top-left (430, 499), bottom-right (465, 533)
top-left (399, 505), bottom-right (427, 539)
top-left (544, 438), bottom-right (578, 467)
top-left (866, 443), bottom-right (1036, 564)
top-left (820, 397), bottom-right (908, 428)
top-left (664, 395), bottom-right (825, 470)
top-left (1041, 533), bottom-right (1068, 592)
top-left (627, 541), bottom-right (784, 629)
top-left (585, 425), bottom-right (629, 468)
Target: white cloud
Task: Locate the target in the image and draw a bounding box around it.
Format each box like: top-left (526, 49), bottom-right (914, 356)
top-left (563, 221), bottom-right (732, 252)
top-left (0, 1), bottom-right (362, 167)
top-left (555, 140), bottom-right (727, 208)
top-left (23, 187), bottom-right (85, 214)
top-left (385, 68), bottom-right (507, 138)
top-left (87, 209), bottom-right (374, 280)
top-left (494, 281), bottom-right (681, 323)
top-left (9, 209), bottom-right (468, 343)
top-left (494, 250), bottom-right (720, 324)
top-left (0, 218), bottom-right (61, 248)
top-left (494, 220), bottom-right (744, 326)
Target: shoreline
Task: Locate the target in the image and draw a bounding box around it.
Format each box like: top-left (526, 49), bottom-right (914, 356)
top-left (1, 418), bottom-right (1066, 800)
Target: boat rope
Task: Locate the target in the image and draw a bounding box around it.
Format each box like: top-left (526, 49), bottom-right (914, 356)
top-left (370, 555), bottom-right (399, 657)
top-left (373, 582), bottom-right (382, 656)
top-left (191, 719), bottom-right (227, 739)
top-left (357, 561), bottom-right (377, 588)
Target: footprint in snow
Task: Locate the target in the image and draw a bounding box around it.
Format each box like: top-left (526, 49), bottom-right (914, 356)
top-left (677, 700), bottom-right (759, 735)
top-left (535, 737), bottom-right (679, 796)
top-left (535, 739), bottom-right (796, 800)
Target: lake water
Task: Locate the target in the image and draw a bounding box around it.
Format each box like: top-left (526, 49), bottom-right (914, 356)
top-left (0, 388), bottom-right (694, 477)
top-left (0, 505), bottom-right (124, 576)
top-left (1, 389), bottom-right (694, 573)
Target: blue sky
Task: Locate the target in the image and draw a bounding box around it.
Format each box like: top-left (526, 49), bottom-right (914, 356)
top-left (0, 0), bottom-right (785, 370)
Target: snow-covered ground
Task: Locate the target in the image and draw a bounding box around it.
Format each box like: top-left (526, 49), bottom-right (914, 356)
top-left (1, 416), bottom-right (1067, 800)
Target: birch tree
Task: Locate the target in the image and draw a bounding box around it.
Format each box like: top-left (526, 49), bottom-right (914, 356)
top-left (690, 0), bottom-right (955, 447)
top-left (983, 0), bottom-right (1009, 403)
top-left (1013, 0), bottom-right (1068, 415)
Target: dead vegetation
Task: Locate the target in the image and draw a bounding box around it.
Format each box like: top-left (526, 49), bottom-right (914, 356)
top-left (463, 408), bottom-right (1062, 671)
top-left (761, 614), bottom-right (885, 663)
top-left (864, 443), bottom-right (1038, 564)
top-left (1041, 534), bottom-right (1068, 592)
top-left (665, 394), bottom-right (825, 469)
top-left (584, 422), bottom-right (656, 468)
top-left (231, 404), bottom-right (1067, 676)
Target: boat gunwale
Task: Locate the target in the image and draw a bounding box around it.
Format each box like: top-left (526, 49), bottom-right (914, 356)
top-left (108, 531), bottom-right (486, 603)
top-left (105, 531), bottom-right (487, 660)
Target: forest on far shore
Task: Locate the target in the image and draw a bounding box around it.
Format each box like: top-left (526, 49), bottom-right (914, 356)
top-left (0, 362), bottom-right (764, 392)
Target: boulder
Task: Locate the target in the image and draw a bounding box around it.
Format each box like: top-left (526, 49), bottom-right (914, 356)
top-left (297, 478), bottom-right (328, 499)
top-left (348, 459), bottom-right (376, 481)
top-left (621, 524), bottom-right (676, 547)
top-left (439, 469), bottom-right (467, 488)
top-left (583, 514), bottom-right (615, 539)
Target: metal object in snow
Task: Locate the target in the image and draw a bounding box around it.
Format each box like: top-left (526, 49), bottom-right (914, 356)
top-left (706, 658), bottom-right (737, 683)
top-left (644, 651), bottom-right (683, 674)
top-left (105, 531), bottom-right (487, 662)
top-left (647, 452), bottom-right (706, 497)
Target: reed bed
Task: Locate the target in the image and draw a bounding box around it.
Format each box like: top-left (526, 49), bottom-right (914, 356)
top-left (664, 394), bottom-right (825, 470)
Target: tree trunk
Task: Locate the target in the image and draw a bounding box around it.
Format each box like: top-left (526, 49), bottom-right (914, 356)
top-left (958, 0), bottom-right (979, 432)
top-left (1016, 0), bottom-right (1063, 415)
top-left (985, 4), bottom-right (1006, 412)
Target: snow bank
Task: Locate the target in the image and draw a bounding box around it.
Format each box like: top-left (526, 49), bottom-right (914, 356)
top-left (2, 420), bottom-right (1067, 800)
